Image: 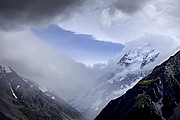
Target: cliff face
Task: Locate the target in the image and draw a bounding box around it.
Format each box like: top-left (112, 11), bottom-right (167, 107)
top-left (95, 50), bottom-right (180, 120)
top-left (0, 65), bottom-right (84, 120)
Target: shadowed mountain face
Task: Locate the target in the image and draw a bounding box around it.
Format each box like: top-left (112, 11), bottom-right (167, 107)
top-left (95, 50), bottom-right (180, 120)
top-left (0, 65), bottom-right (84, 120)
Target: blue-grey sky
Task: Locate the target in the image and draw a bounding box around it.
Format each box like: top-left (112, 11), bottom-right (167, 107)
top-left (32, 25), bottom-right (124, 65)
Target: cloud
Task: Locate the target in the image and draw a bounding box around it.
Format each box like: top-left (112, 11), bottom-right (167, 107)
top-left (0, 30), bottom-right (99, 100)
top-left (110, 0), bottom-right (151, 14)
top-left (57, 0), bottom-right (180, 44)
top-left (1, 0), bottom-right (180, 44)
top-left (0, 0), bottom-right (85, 30)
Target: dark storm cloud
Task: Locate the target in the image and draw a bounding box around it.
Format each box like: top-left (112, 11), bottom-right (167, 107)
top-left (111, 0), bottom-right (150, 14)
top-left (0, 0), bottom-right (85, 30)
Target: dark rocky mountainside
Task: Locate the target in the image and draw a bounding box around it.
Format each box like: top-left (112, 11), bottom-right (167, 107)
top-left (95, 50), bottom-right (180, 120)
top-left (0, 65), bottom-right (84, 120)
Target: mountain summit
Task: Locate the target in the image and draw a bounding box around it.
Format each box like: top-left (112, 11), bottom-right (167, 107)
top-left (118, 43), bottom-right (159, 70)
top-left (95, 50), bottom-right (180, 120)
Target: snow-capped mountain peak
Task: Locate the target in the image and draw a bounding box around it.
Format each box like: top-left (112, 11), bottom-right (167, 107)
top-left (71, 43), bottom-right (160, 120)
top-left (118, 43), bottom-right (159, 70)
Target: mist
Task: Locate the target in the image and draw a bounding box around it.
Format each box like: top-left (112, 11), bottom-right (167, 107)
top-left (0, 30), bottom-right (101, 101)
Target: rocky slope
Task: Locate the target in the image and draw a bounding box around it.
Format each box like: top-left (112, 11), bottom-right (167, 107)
top-left (0, 65), bottom-right (84, 120)
top-left (95, 50), bottom-right (180, 120)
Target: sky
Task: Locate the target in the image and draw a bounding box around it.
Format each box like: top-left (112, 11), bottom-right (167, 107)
top-left (32, 25), bottom-right (124, 65)
top-left (0, 0), bottom-right (180, 101)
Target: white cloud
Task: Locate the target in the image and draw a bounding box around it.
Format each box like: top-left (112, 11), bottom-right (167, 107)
top-left (0, 0), bottom-right (179, 45)
top-left (1, 0), bottom-right (179, 45)
top-left (57, 0), bottom-right (180, 44)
